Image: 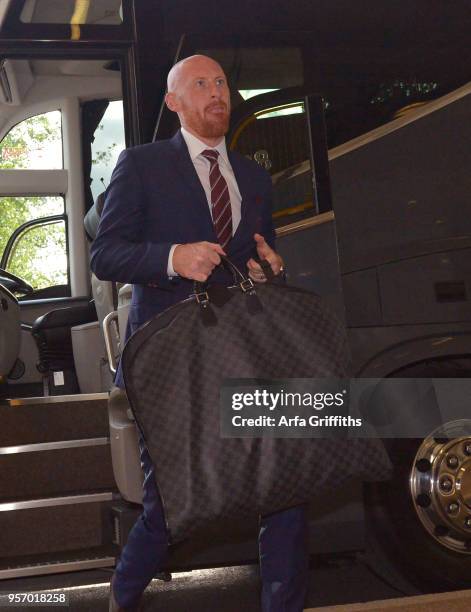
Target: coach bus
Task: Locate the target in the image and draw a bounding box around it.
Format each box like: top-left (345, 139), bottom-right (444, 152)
top-left (0, 0), bottom-right (470, 596)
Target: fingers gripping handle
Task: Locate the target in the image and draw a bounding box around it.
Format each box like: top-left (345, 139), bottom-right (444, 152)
top-left (192, 255), bottom-right (254, 297)
top-left (192, 255), bottom-right (262, 325)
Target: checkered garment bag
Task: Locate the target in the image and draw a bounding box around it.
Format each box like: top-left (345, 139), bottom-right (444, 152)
top-left (122, 260), bottom-right (392, 544)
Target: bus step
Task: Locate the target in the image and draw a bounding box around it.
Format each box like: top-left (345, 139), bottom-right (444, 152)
top-left (0, 493), bottom-right (117, 560)
top-left (0, 394), bottom-right (109, 446)
top-left (0, 440), bottom-right (116, 500)
top-left (0, 546), bottom-right (116, 580)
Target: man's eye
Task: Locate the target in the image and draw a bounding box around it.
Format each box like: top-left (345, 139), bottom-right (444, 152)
top-left (196, 80), bottom-right (206, 87)
top-left (216, 79), bottom-right (225, 86)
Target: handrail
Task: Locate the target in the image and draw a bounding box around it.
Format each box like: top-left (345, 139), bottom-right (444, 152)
top-left (103, 310), bottom-right (119, 375)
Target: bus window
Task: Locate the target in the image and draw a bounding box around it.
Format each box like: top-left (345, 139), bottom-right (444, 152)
top-left (0, 196), bottom-right (67, 295)
top-left (168, 34), bottom-right (451, 228)
top-left (230, 100), bottom-right (315, 224)
top-left (0, 110), bottom-right (62, 170)
top-left (90, 100), bottom-right (125, 200)
top-left (0, 111), bottom-right (68, 297)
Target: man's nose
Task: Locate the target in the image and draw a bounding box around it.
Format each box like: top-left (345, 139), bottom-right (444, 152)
top-left (209, 82), bottom-right (222, 98)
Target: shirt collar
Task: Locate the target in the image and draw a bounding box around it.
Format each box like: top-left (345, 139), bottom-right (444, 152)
top-left (180, 127), bottom-right (230, 167)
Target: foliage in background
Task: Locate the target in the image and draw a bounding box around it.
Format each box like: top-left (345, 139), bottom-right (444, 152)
top-left (92, 123), bottom-right (118, 166)
top-left (0, 112), bottom-right (66, 290)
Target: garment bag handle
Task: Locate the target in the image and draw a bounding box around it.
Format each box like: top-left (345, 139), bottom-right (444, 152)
top-left (192, 255), bottom-right (263, 325)
top-left (192, 255), bottom-right (255, 300)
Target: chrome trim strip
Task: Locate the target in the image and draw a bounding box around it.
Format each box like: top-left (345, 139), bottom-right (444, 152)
top-left (0, 557), bottom-right (115, 580)
top-left (276, 82), bottom-right (471, 182)
top-left (276, 211), bottom-right (335, 237)
top-left (0, 492), bottom-right (114, 512)
top-left (2, 392), bottom-right (108, 407)
top-left (0, 437), bottom-right (109, 455)
top-left (19, 296), bottom-right (89, 307)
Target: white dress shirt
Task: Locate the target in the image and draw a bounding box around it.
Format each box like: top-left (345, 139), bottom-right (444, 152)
top-left (167, 127), bottom-right (242, 276)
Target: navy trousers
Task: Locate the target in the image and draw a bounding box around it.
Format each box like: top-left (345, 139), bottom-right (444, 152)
top-left (114, 440), bottom-right (309, 611)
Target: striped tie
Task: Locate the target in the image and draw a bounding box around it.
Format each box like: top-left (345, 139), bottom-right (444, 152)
top-left (201, 149), bottom-right (233, 248)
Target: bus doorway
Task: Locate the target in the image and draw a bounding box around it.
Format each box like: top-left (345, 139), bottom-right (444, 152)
top-left (0, 2), bottom-right (135, 576)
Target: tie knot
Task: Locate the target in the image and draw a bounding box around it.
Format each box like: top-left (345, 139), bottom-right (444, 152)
top-left (201, 149), bottom-right (219, 163)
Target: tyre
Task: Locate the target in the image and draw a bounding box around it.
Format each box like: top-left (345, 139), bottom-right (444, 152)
top-left (364, 358), bottom-right (471, 593)
top-left (365, 433), bottom-right (471, 592)
top-left (364, 362), bottom-right (471, 592)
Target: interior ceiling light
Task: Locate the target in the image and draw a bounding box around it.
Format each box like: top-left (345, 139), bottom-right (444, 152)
top-left (238, 89), bottom-right (278, 100)
top-left (238, 90), bottom-right (304, 119)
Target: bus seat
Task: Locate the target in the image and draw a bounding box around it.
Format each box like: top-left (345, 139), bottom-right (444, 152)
top-left (84, 193), bottom-right (121, 360)
top-left (32, 300), bottom-right (98, 395)
top-left (84, 192), bottom-right (132, 353)
top-left (24, 194), bottom-right (108, 396)
top-left (71, 320), bottom-right (111, 393)
top-left (84, 193), bottom-right (143, 504)
top-left (92, 273), bottom-right (116, 331)
top-left (108, 385), bottom-right (143, 504)
top-left (83, 192), bottom-right (105, 242)
top-left (106, 284), bottom-right (140, 503)
top-left (117, 282), bottom-right (132, 341)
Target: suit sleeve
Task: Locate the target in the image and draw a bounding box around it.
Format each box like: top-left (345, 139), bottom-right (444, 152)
top-left (90, 149), bottom-right (173, 285)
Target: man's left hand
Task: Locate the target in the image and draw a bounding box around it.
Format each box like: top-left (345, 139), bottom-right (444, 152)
top-left (247, 233), bottom-right (284, 283)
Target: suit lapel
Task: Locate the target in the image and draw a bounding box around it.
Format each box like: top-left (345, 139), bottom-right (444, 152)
top-left (168, 131), bottom-right (217, 239)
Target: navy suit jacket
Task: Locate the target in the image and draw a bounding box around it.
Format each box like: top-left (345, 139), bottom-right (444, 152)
top-left (90, 131), bottom-right (276, 385)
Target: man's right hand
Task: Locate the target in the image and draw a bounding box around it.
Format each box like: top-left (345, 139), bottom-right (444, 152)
top-left (172, 242), bottom-right (226, 282)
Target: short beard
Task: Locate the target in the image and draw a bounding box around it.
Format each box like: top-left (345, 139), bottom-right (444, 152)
top-left (200, 115), bottom-right (229, 139)
top-left (181, 105), bottom-right (230, 140)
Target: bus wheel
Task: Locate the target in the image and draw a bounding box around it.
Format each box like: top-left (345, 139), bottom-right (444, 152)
top-left (364, 424), bottom-right (471, 592)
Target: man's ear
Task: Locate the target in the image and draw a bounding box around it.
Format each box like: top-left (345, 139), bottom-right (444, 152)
top-left (165, 92), bottom-right (179, 112)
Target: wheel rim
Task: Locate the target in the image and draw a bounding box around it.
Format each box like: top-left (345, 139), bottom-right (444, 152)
top-left (410, 419), bottom-right (471, 553)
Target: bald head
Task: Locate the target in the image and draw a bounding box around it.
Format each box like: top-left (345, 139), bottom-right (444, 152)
top-left (165, 55), bottom-right (231, 146)
top-left (167, 55), bottom-right (225, 94)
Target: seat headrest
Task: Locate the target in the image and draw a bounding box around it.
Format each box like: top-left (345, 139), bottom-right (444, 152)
top-left (95, 192), bottom-right (106, 216)
top-left (84, 192), bottom-right (106, 241)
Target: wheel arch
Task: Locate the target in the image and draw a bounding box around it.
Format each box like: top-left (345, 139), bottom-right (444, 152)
top-left (356, 331), bottom-right (471, 378)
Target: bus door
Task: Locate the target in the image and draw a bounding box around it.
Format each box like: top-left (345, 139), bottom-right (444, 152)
top-left (0, 0), bottom-right (132, 396)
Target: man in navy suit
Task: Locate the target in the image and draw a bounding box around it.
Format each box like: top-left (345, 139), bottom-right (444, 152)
top-left (91, 55), bottom-right (308, 612)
